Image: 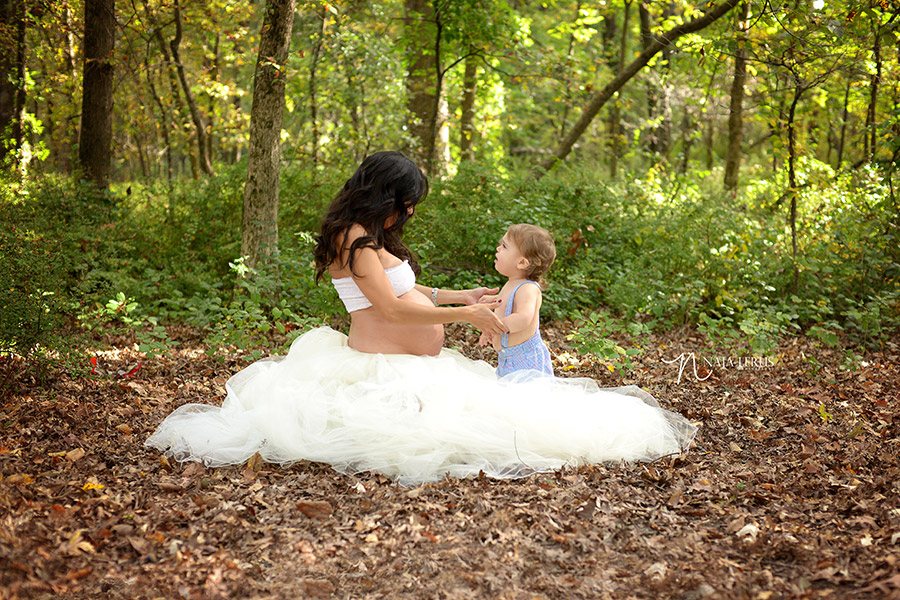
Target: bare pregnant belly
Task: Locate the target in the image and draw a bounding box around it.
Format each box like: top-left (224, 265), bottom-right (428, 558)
top-left (347, 290), bottom-right (444, 356)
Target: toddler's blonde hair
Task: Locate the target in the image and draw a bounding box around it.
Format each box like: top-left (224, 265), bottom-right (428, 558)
top-left (506, 224), bottom-right (556, 285)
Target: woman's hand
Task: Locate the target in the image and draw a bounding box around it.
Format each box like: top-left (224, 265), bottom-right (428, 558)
top-left (461, 286), bottom-right (499, 306)
top-left (466, 305), bottom-right (508, 337)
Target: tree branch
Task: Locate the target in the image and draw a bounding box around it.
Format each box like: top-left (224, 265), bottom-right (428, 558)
top-left (535, 0), bottom-right (743, 176)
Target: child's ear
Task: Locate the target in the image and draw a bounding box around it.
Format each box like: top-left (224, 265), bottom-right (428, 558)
top-left (517, 257), bottom-right (531, 271)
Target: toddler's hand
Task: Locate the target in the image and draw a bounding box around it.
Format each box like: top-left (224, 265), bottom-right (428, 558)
top-left (463, 287), bottom-right (500, 306)
top-left (477, 331), bottom-right (494, 347)
top-left (477, 294), bottom-right (501, 306)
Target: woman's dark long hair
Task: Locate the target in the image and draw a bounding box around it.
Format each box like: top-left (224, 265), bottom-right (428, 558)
top-left (314, 151), bottom-right (428, 282)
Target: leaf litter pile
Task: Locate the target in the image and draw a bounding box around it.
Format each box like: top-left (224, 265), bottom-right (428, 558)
top-left (1, 323), bottom-right (898, 600)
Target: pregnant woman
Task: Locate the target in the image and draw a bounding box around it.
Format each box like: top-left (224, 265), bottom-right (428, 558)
top-left (146, 151), bottom-right (696, 484)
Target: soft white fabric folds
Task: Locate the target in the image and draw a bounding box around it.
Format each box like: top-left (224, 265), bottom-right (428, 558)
top-left (146, 327), bottom-right (697, 485)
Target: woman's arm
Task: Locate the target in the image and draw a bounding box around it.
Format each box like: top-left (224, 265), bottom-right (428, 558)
top-left (352, 247), bottom-right (508, 335)
top-left (413, 284), bottom-right (499, 306)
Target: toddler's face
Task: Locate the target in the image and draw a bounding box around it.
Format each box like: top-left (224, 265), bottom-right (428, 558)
top-left (495, 232), bottom-right (526, 277)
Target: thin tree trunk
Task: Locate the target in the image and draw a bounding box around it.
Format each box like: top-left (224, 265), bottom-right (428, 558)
top-left (241, 0), bottom-right (295, 269)
top-left (206, 31), bottom-right (220, 166)
top-left (698, 58), bottom-right (720, 172)
top-left (537, 0), bottom-right (742, 175)
top-left (170, 0), bottom-right (214, 176)
top-left (724, 1), bottom-right (751, 191)
top-left (144, 54), bottom-right (173, 190)
top-left (424, 4), bottom-right (450, 175)
top-left (865, 14), bottom-right (881, 161)
top-left (705, 121), bottom-right (715, 171)
top-left (0, 0), bottom-right (26, 168)
top-left (459, 52), bottom-right (477, 161)
top-left (144, 9), bottom-right (190, 167)
top-left (607, 0), bottom-right (630, 178)
top-left (309, 7), bottom-right (326, 169)
top-left (559, 0), bottom-right (583, 140)
top-left (638, 3), bottom-right (659, 154)
top-left (680, 108), bottom-right (693, 174)
top-left (836, 75), bottom-right (850, 168)
top-left (79, 0), bottom-right (115, 189)
top-left (786, 83), bottom-right (804, 293)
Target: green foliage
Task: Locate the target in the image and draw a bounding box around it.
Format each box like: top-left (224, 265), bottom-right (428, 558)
top-left (410, 158), bottom-right (899, 351)
top-left (565, 310), bottom-right (645, 375)
top-left (0, 175), bottom-right (108, 372)
top-left (6, 151), bottom-right (899, 376)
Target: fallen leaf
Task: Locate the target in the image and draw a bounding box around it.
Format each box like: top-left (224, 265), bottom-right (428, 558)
top-left (66, 448), bottom-right (86, 462)
top-left (65, 567), bottom-right (93, 581)
top-left (5, 474), bottom-right (33, 485)
top-left (644, 562), bottom-right (667, 579)
top-left (157, 481), bottom-right (184, 492)
top-left (128, 536), bottom-right (149, 555)
top-left (297, 500), bottom-right (333, 520)
top-left (736, 523), bottom-right (759, 542)
top-left (300, 578), bottom-right (334, 598)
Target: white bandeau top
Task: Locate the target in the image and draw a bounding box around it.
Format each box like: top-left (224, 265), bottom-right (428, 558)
top-left (332, 260), bottom-right (416, 312)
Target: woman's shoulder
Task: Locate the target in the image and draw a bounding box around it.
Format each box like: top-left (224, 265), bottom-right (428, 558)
top-left (338, 223), bottom-right (369, 244)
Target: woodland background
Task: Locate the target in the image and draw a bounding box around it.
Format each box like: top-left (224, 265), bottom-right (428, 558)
top-left (1, 1), bottom-right (900, 598)
top-left (0, 0), bottom-right (898, 365)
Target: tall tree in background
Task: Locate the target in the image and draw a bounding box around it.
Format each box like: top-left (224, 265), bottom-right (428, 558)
top-left (638, 2), bottom-right (672, 157)
top-left (168, 0), bottom-right (214, 176)
top-left (79, 0), bottom-right (115, 188)
top-left (307, 4), bottom-right (327, 170)
top-left (241, 0), bottom-right (295, 268)
top-left (724, 1), bottom-right (751, 191)
top-left (0, 0), bottom-right (26, 168)
top-left (538, 0), bottom-right (742, 174)
top-left (458, 51), bottom-right (477, 161)
top-left (404, 0), bottom-right (446, 175)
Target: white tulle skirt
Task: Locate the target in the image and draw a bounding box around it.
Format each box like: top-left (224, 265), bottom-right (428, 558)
top-left (146, 327), bottom-right (697, 485)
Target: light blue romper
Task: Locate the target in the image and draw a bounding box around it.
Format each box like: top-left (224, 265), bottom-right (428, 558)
top-left (496, 281), bottom-right (554, 379)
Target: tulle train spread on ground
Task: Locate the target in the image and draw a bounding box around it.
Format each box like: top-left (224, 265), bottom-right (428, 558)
top-left (146, 327), bottom-right (697, 485)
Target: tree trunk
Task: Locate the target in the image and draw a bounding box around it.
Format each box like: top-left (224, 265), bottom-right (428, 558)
top-left (786, 83), bottom-right (804, 293)
top-left (639, 2), bottom-right (673, 157)
top-left (206, 31), bottom-right (220, 166)
top-left (146, 15), bottom-right (191, 175)
top-left (170, 0), bottom-right (214, 176)
top-left (537, 0), bottom-right (742, 175)
top-left (638, 3), bottom-right (659, 154)
top-left (606, 0), bottom-right (630, 178)
top-left (723, 1), bottom-right (751, 191)
top-left (60, 4), bottom-right (78, 172)
top-left (559, 0), bottom-right (582, 140)
top-left (241, 0), bottom-right (295, 269)
top-left (0, 0), bottom-right (26, 168)
top-left (308, 7), bottom-right (326, 169)
top-left (459, 52), bottom-right (477, 161)
top-left (79, 0), bottom-right (115, 189)
top-left (679, 108), bottom-right (693, 174)
top-left (836, 75), bottom-right (850, 168)
top-left (144, 54), bottom-right (173, 189)
top-left (865, 14), bottom-right (881, 161)
top-left (404, 0), bottom-right (440, 173)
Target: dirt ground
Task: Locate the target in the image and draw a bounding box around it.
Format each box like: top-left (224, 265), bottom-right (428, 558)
top-left (1, 323), bottom-right (898, 599)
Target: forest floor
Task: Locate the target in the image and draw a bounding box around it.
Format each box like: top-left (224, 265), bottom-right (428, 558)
top-left (1, 322), bottom-right (898, 600)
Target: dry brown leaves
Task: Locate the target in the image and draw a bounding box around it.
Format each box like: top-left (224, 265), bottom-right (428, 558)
top-left (0, 323), bottom-right (898, 599)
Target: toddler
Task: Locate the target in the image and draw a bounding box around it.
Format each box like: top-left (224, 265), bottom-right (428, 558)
top-left (479, 224), bottom-right (556, 378)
